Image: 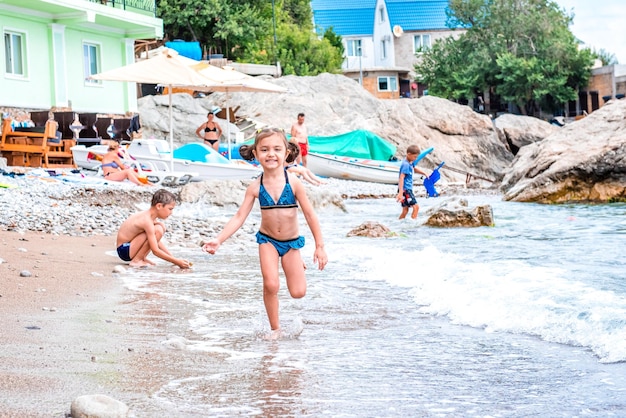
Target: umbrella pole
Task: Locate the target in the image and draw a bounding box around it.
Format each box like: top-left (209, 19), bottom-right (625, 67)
top-left (227, 92), bottom-right (232, 160)
top-left (169, 85), bottom-right (174, 171)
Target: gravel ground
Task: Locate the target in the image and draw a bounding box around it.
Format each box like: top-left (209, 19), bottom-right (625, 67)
top-left (0, 168), bottom-right (499, 245)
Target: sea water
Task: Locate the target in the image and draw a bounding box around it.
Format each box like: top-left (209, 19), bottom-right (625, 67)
top-left (117, 194), bottom-right (626, 417)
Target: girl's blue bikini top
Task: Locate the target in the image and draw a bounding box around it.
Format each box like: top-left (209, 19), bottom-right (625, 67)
top-left (258, 170), bottom-right (298, 210)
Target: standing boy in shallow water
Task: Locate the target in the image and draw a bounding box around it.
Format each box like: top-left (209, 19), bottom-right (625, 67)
top-left (202, 128), bottom-right (328, 332)
top-left (116, 189), bottom-right (191, 269)
top-left (397, 145), bottom-right (429, 219)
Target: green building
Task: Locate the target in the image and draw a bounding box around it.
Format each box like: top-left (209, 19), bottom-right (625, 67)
top-left (1, 0), bottom-right (162, 113)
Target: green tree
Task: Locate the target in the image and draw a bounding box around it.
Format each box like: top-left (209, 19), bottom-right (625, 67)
top-left (241, 22), bottom-right (343, 76)
top-left (157, 0), bottom-right (343, 76)
top-left (416, 0), bottom-right (594, 115)
top-left (157, 0), bottom-right (267, 59)
top-left (592, 48), bottom-right (618, 66)
top-left (323, 27), bottom-right (345, 57)
top-left (283, 0), bottom-right (312, 26)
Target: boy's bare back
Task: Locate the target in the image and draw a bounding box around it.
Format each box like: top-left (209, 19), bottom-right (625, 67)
top-left (116, 209), bottom-right (158, 247)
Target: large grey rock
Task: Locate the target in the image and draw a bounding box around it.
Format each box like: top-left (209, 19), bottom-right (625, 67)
top-left (494, 113), bottom-right (558, 155)
top-left (501, 99), bottom-right (626, 203)
top-left (179, 179), bottom-right (250, 206)
top-left (178, 179), bottom-right (346, 211)
top-left (424, 197), bottom-right (494, 227)
top-left (139, 93), bottom-right (220, 142)
top-left (347, 221), bottom-right (394, 237)
top-left (70, 394), bottom-right (129, 418)
top-left (138, 73), bottom-right (512, 188)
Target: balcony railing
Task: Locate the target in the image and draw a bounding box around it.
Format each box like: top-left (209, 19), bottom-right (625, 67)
top-left (86, 0), bottom-right (156, 17)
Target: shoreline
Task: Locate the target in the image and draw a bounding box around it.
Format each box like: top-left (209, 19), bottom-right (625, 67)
top-left (0, 230), bottom-right (138, 415)
top-left (0, 172), bottom-right (501, 415)
top-left (0, 228), bottom-right (245, 416)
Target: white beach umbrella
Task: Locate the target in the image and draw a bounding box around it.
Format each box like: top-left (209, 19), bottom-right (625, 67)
top-left (90, 48), bottom-right (222, 170)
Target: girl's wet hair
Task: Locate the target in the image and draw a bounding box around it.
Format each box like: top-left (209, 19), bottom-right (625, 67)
top-left (151, 189), bottom-right (177, 206)
top-left (286, 142), bottom-right (300, 164)
top-left (239, 145), bottom-right (255, 161)
top-left (239, 128), bottom-right (291, 161)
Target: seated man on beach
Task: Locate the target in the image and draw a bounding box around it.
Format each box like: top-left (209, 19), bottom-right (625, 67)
top-left (116, 189), bottom-right (191, 269)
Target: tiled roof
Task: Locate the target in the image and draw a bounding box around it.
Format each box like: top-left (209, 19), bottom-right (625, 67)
top-left (386, 0), bottom-right (450, 31)
top-left (311, 0), bottom-right (451, 36)
top-left (311, 0), bottom-right (376, 36)
top-left (311, 0), bottom-right (376, 10)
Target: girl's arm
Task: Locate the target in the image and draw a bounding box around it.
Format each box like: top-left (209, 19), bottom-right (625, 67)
top-left (203, 183), bottom-right (257, 254)
top-left (217, 123), bottom-right (223, 137)
top-left (292, 175), bottom-right (328, 270)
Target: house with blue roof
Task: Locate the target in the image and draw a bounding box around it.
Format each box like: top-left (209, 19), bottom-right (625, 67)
top-left (312, 0), bottom-right (461, 99)
top-left (1, 0), bottom-right (162, 114)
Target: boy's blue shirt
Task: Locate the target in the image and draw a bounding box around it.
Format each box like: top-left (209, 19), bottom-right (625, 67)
top-left (399, 158), bottom-right (414, 191)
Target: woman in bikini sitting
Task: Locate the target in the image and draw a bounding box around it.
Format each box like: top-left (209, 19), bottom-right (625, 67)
top-left (195, 112), bottom-right (223, 152)
top-left (101, 142), bottom-right (150, 186)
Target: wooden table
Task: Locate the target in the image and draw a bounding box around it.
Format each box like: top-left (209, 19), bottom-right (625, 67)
top-left (0, 118), bottom-right (75, 168)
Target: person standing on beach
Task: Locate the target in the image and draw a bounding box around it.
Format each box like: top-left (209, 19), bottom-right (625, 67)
top-left (195, 112), bottom-right (223, 151)
top-left (290, 112), bottom-right (309, 167)
top-left (116, 189), bottom-right (191, 269)
top-left (202, 128), bottom-right (327, 333)
top-left (397, 145), bottom-right (429, 219)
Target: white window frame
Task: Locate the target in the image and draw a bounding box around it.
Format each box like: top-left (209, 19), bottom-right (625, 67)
top-left (379, 7), bottom-right (385, 23)
top-left (414, 34), bottom-right (432, 53)
top-left (381, 39), bottom-right (387, 60)
top-left (346, 39), bottom-right (362, 57)
top-left (378, 76), bottom-right (398, 92)
top-left (83, 41), bottom-right (102, 85)
top-left (4, 30), bottom-right (27, 77)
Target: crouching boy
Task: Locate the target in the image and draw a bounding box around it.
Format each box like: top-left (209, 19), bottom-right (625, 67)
top-left (116, 189), bottom-right (190, 269)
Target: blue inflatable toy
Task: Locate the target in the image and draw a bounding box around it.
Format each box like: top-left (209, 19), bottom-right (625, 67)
top-left (423, 162), bottom-right (445, 197)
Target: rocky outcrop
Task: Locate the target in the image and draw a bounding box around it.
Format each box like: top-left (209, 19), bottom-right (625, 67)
top-left (138, 73), bottom-right (513, 188)
top-left (137, 73), bottom-right (626, 203)
top-left (347, 221), bottom-right (395, 238)
top-left (423, 197), bottom-right (494, 227)
top-left (494, 113), bottom-right (559, 155)
top-left (501, 99), bottom-right (626, 203)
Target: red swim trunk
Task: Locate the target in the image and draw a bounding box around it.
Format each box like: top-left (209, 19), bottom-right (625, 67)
top-left (299, 142), bottom-right (308, 157)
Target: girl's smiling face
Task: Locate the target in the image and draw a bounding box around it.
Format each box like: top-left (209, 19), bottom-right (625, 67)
top-left (253, 133), bottom-right (287, 169)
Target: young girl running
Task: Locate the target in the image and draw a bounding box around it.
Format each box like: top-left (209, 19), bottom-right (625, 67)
top-left (202, 128), bottom-right (328, 332)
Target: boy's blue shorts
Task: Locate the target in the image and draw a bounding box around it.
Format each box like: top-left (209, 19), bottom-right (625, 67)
top-left (117, 242), bottom-right (132, 262)
top-left (400, 189), bottom-right (417, 207)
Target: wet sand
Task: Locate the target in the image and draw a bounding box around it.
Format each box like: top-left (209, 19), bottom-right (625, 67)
top-left (0, 231), bottom-right (148, 416)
